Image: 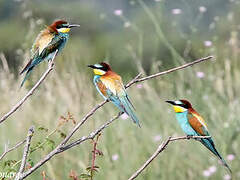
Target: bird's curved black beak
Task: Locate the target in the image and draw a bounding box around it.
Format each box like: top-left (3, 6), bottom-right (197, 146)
top-left (88, 65), bottom-right (95, 69)
top-left (69, 24), bottom-right (80, 28)
top-left (165, 100), bottom-right (175, 105)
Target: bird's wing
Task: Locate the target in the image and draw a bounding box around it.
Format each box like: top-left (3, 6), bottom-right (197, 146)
top-left (20, 30), bottom-right (56, 74)
top-left (32, 29), bottom-right (54, 56)
top-left (188, 111), bottom-right (209, 136)
top-left (100, 74), bottom-right (123, 96)
top-left (39, 35), bottom-right (65, 58)
top-left (100, 75), bottom-right (140, 126)
top-left (94, 78), bottom-right (108, 100)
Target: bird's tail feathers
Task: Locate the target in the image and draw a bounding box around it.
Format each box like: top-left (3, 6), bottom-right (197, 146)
top-left (20, 67), bottom-right (33, 87)
top-left (201, 138), bottom-right (232, 174)
top-left (119, 96), bottom-right (141, 127)
top-left (20, 59), bottom-right (33, 75)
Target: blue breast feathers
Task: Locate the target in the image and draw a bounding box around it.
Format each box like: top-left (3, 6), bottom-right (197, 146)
top-left (175, 111), bottom-right (197, 136)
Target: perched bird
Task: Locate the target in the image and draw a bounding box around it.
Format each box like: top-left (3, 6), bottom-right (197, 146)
top-left (20, 20), bottom-right (80, 87)
top-left (166, 99), bottom-right (231, 173)
top-left (88, 62), bottom-right (140, 127)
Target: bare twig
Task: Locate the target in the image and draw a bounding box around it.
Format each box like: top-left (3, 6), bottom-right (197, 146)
top-left (0, 50), bottom-right (58, 125)
top-left (0, 139), bottom-right (26, 161)
top-left (59, 112), bottom-right (123, 152)
top-left (128, 135), bottom-right (211, 180)
top-left (126, 56), bottom-right (213, 87)
top-left (15, 126), bottom-right (35, 180)
top-left (15, 56), bottom-right (212, 179)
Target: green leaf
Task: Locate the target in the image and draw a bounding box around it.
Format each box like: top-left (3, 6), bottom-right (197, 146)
top-left (38, 126), bottom-right (48, 132)
top-left (79, 173), bottom-right (91, 178)
top-left (57, 130), bottom-right (67, 139)
top-left (46, 138), bottom-right (55, 150)
top-left (3, 160), bottom-right (17, 168)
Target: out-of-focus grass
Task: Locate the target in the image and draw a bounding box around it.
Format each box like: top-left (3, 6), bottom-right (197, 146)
top-left (0, 0), bottom-right (240, 179)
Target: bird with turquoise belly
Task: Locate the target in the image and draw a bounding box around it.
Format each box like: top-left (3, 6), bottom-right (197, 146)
top-left (166, 99), bottom-right (231, 173)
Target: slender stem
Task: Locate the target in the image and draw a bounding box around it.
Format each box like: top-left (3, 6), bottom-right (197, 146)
top-left (15, 126), bottom-right (35, 180)
top-left (127, 56), bottom-right (213, 87)
top-left (128, 136), bottom-right (211, 180)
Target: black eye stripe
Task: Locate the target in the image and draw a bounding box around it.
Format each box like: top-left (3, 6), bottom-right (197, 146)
top-left (56, 24), bottom-right (69, 29)
top-left (172, 102), bottom-right (188, 108)
top-left (179, 104), bottom-right (188, 108)
top-left (95, 66), bottom-right (107, 71)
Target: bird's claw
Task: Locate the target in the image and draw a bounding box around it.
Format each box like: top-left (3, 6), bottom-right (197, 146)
top-left (187, 135), bottom-right (193, 140)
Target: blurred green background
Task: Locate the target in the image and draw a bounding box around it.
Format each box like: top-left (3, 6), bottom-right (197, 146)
top-left (0, 0), bottom-right (239, 179)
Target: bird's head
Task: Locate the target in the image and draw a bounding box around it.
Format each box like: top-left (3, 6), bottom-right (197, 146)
top-left (166, 99), bottom-right (192, 113)
top-left (50, 20), bottom-right (80, 34)
top-left (88, 62), bottom-right (112, 76)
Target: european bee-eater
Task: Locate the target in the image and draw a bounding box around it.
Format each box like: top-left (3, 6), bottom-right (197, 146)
top-left (20, 20), bottom-right (80, 87)
top-left (88, 62), bottom-right (141, 127)
top-left (166, 99), bottom-right (231, 173)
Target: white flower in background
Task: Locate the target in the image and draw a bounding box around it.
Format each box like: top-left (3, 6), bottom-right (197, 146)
top-left (203, 170), bottom-right (211, 177)
top-left (112, 154), bottom-right (119, 161)
top-left (136, 84), bottom-right (143, 89)
top-left (196, 71), bottom-right (205, 78)
top-left (114, 9), bottom-right (122, 16)
top-left (121, 113), bottom-right (129, 120)
top-left (204, 41), bottom-right (212, 47)
top-left (223, 174), bottom-right (231, 180)
top-left (171, 9), bottom-right (182, 15)
top-left (227, 154), bottom-right (235, 161)
top-left (153, 135), bottom-right (162, 142)
top-left (124, 21), bottom-right (131, 28)
top-left (155, 0), bottom-right (161, 2)
top-left (208, 166), bottom-right (217, 173)
top-left (199, 6), bottom-right (207, 13)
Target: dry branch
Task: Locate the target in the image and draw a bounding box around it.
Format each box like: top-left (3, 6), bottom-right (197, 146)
top-left (0, 50), bottom-right (58, 125)
top-left (0, 139), bottom-right (26, 161)
top-left (15, 126), bottom-right (34, 180)
top-left (11, 56), bottom-right (212, 179)
top-left (128, 135), bottom-right (211, 180)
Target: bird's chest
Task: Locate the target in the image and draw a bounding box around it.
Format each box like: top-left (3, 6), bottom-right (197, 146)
top-left (176, 112), bottom-right (194, 134)
top-left (57, 33), bottom-right (69, 49)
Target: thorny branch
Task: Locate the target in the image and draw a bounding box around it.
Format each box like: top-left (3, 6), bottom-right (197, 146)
top-left (0, 50), bottom-right (58, 125)
top-left (15, 126), bottom-right (35, 180)
top-left (8, 56), bottom-right (212, 179)
top-left (128, 135), bottom-right (211, 180)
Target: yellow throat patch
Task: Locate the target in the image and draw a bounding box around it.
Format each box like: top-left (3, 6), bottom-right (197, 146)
top-left (173, 105), bottom-right (187, 113)
top-left (58, 28), bottom-right (70, 33)
top-left (93, 69), bottom-right (106, 75)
